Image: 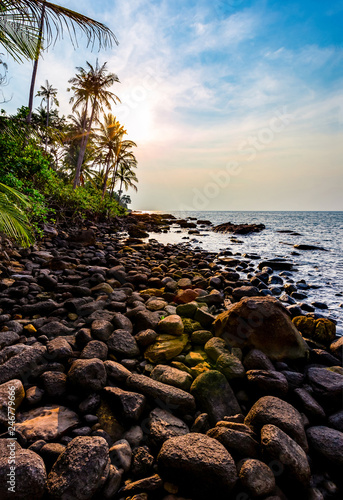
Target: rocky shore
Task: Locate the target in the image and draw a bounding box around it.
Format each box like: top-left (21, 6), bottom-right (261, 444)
top-left (0, 214), bottom-right (342, 500)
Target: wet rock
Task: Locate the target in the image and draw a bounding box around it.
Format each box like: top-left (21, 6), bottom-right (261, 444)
top-left (47, 436), bottom-right (110, 499)
top-left (261, 424), bottom-right (311, 486)
top-left (307, 426), bottom-right (343, 468)
top-left (0, 439), bottom-right (47, 500)
top-left (244, 396), bottom-right (308, 451)
top-left (238, 459), bottom-right (276, 497)
top-left (150, 364), bottom-right (193, 391)
top-left (191, 329), bottom-right (213, 345)
top-left (148, 408), bottom-right (189, 447)
top-left (68, 358), bottom-right (107, 392)
top-left (157, 433), bottom-right (237, 498)
top-left (126, 373), bottom-right (196, 413)
top-left (190, 370), bottom-right (241, 425)
top-left (214, 296), bottom-right (308, 360)
top-left (16, 405), bottom-right (79, 441)
top-left (232, 286), bottom-right (260, 300)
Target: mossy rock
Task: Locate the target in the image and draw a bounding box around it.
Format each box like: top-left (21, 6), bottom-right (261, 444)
top-left (191, 330), bottom-right (213, 345)
top-left (184, 350), bottom-right (208, 367)
top-left (215, 353), bottom-right (245, 380)
top-left (204, 337), bottom-right (228, 362)
top-left (96, 401), bottom-right (124, 440)
top-left (140, 288), bottom-right (164, 297)
top-left (327, 366), bottom-right (343, 376)
top-left (189, 362), bottom-right (211, 378)
top-left (293, 316), bottom-right (336, 345)
top-left (182, 318), bottom-right (203, 335)
top-left (176, 302), bottom-right (198, 318)
top-left (171, 361), bottom-right (193, 376)
top-left (144, 334), bottom-right (189, 363)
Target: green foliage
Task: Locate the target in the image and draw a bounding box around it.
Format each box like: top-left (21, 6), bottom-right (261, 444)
top-left (0, 182), bottom-right (34, 246)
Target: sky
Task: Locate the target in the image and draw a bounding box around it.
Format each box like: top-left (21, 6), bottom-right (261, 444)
top-left (1, 0), bottom-right (343, 211)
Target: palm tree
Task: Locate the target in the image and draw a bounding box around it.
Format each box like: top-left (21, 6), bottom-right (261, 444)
top-left (36, 80), bottom-right (59, 150)
top-left (108, 142), bottom-right (137, 198)
top-left (0, 183), bottom-right (34, 247)
top-left (68, 61), bottom-right (121, 189)
top-left (116, 162), bottom-right (138, 203)
top-left (0, 1), bottom-right (118, 122)
top-left (93, 113), bottom-right (126, 199)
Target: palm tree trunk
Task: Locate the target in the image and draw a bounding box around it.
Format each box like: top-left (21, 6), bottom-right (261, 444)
top-left (45, 96), bottom-right (49, 151)
top-left (26, 3), bottom-right (46, 124)
top-left (101, 155), bottom-right (112, 200)
top-left (73, 99), bottom-right (96, 189)
top-left (118, 179), bottom-right (123, 202)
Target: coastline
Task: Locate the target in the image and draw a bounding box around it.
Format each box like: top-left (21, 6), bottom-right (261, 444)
top-left (0, 214), bottom-right (342, 499)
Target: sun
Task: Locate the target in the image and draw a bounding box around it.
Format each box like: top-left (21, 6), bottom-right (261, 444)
top-left (116, 101), bottom-right (154, 145)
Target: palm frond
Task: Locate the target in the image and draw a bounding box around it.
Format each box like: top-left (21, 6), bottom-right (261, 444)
top-left (0, 183), bottom-right (34, 246)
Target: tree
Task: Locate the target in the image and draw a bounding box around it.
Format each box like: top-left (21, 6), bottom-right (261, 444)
top-left (93, 113), bottom-right (126, 199)
top-left (68, 61), bottom-right (120, 189)
top-left (0, 1), bottom-right (118, 122)
top-left (0, 182), bottom-right (34, 246)
top-left (116, 162), bottom-right (138, 203)
top-left (36, 80), bottom-right (59, 150)
top-left (109, 143), bottom-right (137, 198)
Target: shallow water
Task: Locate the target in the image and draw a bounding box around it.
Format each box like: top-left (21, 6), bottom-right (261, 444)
top-left (143, 211), bottom-right (343, 335)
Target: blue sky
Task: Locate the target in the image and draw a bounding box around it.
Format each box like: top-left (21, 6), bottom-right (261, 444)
top-left (1, 0), bottom-right (342, 210)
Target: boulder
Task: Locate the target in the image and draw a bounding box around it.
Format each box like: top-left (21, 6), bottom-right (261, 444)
top-left (157, 433), bottom-right (237, 498)
top-left (190, 370), bottom-right (241, 425)
top-left (47, 436), bottom-right (110, 499)
top-left (0, 379), bottom-right (25, 425)
top-left (0, 439), bottom-right (47, 499)
top-left (68, 358), bottom-right (107, 392)
top-left (214, 296), bottom-right (308, 360)
top-left (307, 426), bottom-right (343, 468)
top-left (261, 424), bottom-right (311, 486)
top-left (244, 396), bottom-right (308, 451)
top-left (293, 316), bottom-right (336, 345)
top-left (238, 459), bottom-right (275, 497)
top-left (148, 408), bottom-right (189, 447)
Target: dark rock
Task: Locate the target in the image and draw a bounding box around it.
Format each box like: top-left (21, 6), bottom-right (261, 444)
top-left (190, 371), bottom-right (241, 425)
top-left (68, 358), bottom-right (107, 392)
top-left (243, 349), bottom-right (275, 371)
top-left (46, 337), bottom-right (73, 360)
top-left (307, 426), bottom-right (343, 468)
top-left (207, 426), bottom-right (259, 458)
top-left (106, 329), bottom-right (140, 358)
top-left (0, 439), bottom-right (47, 499)
top-left (126, 373), bottom-right (196, 413)
top-left (261, 424), bottom-right (311, 486)
top-left (328, 410), bottom-right (343, 432)
top-left (293, 388), bottom-right (326, 422)
top-left (238, 459), bottom-right (276, 497)
top-left (307, 367), bottom-right (343, 411)
top-left (40, 371), bottom-right (67, 397)
top-left (103, 386), bottom-right (146, 421)
top-left (131, 446), bottom-right (154, 478)
top-left (91, 320), bottom-right (113, 341)
top-left (104, 360), bottom-right (131, 382)
top-left (47, 436), bottom-right (110, 499)
top-left (157, 433), bottom-right (237, 498)
top-left (16, 405), bottom-right (79, 441)
top-left (246, 370), bottom-right (288, 397)
top-left (244, 396), bottom-right (308, 451)
top-left (0, 345), bottom-right (47, 385)
top-left (80, 340), bottom-right (108, 360)
top-left (109, 439), bottom-right (132, 472)
top-left (148, 408), bottom-right (189, 448)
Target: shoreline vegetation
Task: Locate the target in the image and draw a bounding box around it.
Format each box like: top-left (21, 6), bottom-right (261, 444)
top-left (0, 213), bottom-right (342, 499)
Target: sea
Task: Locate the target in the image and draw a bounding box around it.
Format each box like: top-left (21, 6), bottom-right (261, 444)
top-left (144, 211), bottom-right (343, 336)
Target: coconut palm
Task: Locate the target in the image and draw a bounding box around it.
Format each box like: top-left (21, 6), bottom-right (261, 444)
top-left (68, 61), bottom-right (121, 189)
top-left (36, 80), bottom-right (59, 150)
top-left (0, 182), bottom-right (34, 246)
top-left (93, 113), bottom-right (126, 199)
top-left (116, 162), bottom-right (138, 203)
top-left (108, 143), bottom-right (137, 198)
top-left (0, 1), bottom-right (118, 123)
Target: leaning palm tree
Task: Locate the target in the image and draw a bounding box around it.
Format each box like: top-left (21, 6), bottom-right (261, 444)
top-left (109, 142), bottom-right (137, 198)
top-left (68, 61), bottom-right (121, 189)
top-left (0, 1), bottom-right (118, 122)
top-left (0, 183), bottom-right (34, 247)
top-left (36, 80), bottom-right (59, 150)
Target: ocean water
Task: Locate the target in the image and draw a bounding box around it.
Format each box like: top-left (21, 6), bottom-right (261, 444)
top-left (145, 211), bottom-right (343, 335)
